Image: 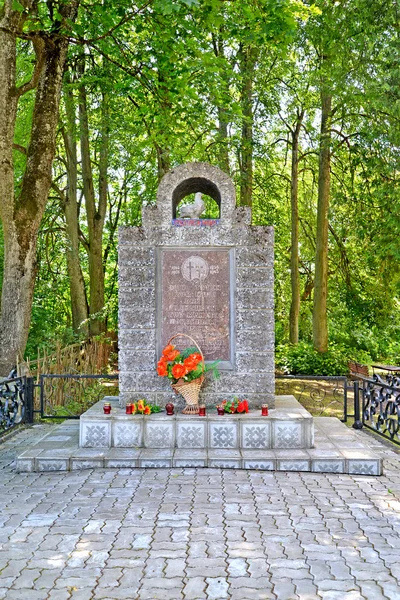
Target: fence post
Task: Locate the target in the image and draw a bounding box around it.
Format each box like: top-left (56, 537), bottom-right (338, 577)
top-left (25, 377), bottom-right (35, 424)
top-left (352, 381), bottom-right (363, 430)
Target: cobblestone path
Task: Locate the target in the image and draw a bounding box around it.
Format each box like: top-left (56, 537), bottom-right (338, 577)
top-left (1, 425), bottom-right (400, 600)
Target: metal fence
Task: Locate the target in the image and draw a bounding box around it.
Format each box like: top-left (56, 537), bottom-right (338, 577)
top-left (0, 376), bottom-right (32, 431)
top-left (360, 376), bottom-right (400, 445)
top-left (276, 375), bottom-right (349, 422)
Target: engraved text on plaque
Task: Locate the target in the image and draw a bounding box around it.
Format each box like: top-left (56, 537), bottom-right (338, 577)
top-left (159, 248), bottom-right (233, 365)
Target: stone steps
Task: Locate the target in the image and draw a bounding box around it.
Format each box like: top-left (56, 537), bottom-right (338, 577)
top-left (16, 411), bottom-right (382, 476)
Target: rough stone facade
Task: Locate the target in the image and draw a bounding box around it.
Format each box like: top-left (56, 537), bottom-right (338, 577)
top-left (118, 162), bottom-right (275, 408)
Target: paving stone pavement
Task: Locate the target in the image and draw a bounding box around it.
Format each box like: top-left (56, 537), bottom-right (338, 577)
top-left (2, 424), bottom-right (400, 600)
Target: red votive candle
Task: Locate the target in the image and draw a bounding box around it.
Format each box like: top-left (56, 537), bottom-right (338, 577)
top-left (217, 406), bottom-right (225, 415)
top-left (103, 402), bottom-right (111, 414)
top-left (199, 405), bottom-right (206, 416)
top-left (261, 404), bottom-right (269, 416)
top-left (165, 403), bottom-right (174, 415)
top-left (125, 403), bottom-right (133, 414)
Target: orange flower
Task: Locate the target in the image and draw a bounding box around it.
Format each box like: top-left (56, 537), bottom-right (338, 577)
top-left (162, 344), bottom-right (174, 357)
top-left (137, 399), bottom-right (145, 412)
top-left (131, 403), bottom-right (137, 414)
top-left (143, 405), bottom-right (151, 415)
top-left (172, 363), bottom-right (187, 379)
top-left (157, 360), bottom-right (168, 376)
top-left (165, 349), bottom-right (180, 361)
top-left (191, 353), bottom-right (202, 364)
top-left (183, 356), bottom-right (197, 371)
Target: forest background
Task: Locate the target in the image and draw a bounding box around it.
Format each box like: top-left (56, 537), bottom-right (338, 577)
top-left (0, 0), bottom-right (398, 377)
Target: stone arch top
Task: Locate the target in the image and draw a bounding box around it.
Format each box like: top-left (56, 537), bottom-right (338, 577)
top-left (156, 162), bottom-right (236, 226)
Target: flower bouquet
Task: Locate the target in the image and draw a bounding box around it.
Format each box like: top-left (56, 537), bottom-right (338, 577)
top-left (131, 399), bottom-right (161, 415)
top-left (157, 334), bottom-right (220, 414)
top-left (220, 397), bottom-right (249, 414)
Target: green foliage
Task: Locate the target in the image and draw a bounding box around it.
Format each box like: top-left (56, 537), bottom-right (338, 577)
top-left (276, 342), bottom-right (372, 376)
top-left (4, 0), bottom-right (397, 378)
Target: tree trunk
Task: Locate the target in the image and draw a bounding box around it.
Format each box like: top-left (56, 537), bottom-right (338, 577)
top-left (63, 82), bottom-right (89, 336)
top-left (239, 45), bottom-right (257, 207)
top-left (313, 90), bottom-right (332, 353)
top-left (155, 143), bottom-right (171, 181)
top-left (78, 76), bottom-right (107, 336)
top-left (216, 33), bottom-right (230, 174)
top-left (0, 2), bottom-right (79, 375)
top-left (289, 110), bottom-right (304, 345)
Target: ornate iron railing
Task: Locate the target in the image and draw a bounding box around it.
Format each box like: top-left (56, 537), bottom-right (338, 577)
top-left (275, 375), bottom-right (349, 421)
top-left (0, 376), bottom-right (29, 432)
top-left (361, 376), bottom-right (400, 445)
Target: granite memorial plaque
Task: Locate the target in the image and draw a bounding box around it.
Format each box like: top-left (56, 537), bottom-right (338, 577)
top-left (158, 247), bottom-right (234, 367)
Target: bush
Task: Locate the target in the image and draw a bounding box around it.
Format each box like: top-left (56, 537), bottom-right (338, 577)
top-left (275, 342), bottom-right (372, 376)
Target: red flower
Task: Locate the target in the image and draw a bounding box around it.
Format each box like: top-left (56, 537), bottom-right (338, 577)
top-left (242, 400), bottom-right (249, 413)
top-left (237, 401), bottom-right (246, 413)
top-left (157, 359), bottom-right (168, 376)
top-left (143, 405), bottom-right (151, 415)
top-left (172, 363), bottom-right (187, 379)
top-left (230, 404), bottom-right (236, 413)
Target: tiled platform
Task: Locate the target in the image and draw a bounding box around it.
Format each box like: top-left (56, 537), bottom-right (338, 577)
top-left (16, 414), bottom-right (382, 475)
top-left (79, 395), bottom-right (314, 450)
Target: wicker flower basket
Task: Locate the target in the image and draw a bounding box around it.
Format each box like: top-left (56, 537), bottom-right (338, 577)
top-left (168, 334), bottom-right (205, 415)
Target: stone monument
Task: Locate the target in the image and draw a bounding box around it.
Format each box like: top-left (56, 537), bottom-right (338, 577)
top-left (118, 162), bottom-right (275, 408)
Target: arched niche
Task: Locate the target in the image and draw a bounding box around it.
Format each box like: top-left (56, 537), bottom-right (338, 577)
top-left (172, 177), bottom-right (221, 218)
top-left (155, 162), bottom-right (236, 228)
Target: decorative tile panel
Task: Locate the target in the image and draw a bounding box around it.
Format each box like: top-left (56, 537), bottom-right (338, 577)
top-left (71, 459), bottom-right (104, 470)
top-left (80, 422), bottom-right (111, 448)
top-left (174, 459), bottom-right (207, 467)
top-left (144, 423), bottom-right (174, 448)
top-left (208, 460), bottom-right (241, 469)
top-left (312, 460), bottom-right (344, 473)
top-left (273, 422), bottom-right (302, 448)
top-left (16, 459), bottom-right (34, 472)
top-left (104, 459), bottom-right (138, 468)
top-left (241, 423), bottom-right (271, 449)
top-left (176, 423), bottom-right (206, 448)
top-left (37, 460), bottom-right (68, 472)
top-left (113, 423), bottom-right (142, 447)
top-left (140, 459), bottom-right (171, 468)
top-left (209, 423), bottom-right (238, 448)
top-left (278, 460), bottom-right (310, 472)
top-left (348, 460), bottom-right (381, 475)
top-left (242, 460), bottom-right (275, 470)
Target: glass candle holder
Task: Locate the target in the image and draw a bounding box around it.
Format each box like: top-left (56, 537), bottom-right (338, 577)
top-left (217, 406), bottom-right (225, 416)
top-left (199, 405), bottom-right (206, 416)
top-left (261, 404), bottom-right (269, 416)
top-left (165, 402), bottom-right (174, 416)
top-left (125, 403), bottom-right (133, 414)
top-left (103, 402), bottom-right (111, 415)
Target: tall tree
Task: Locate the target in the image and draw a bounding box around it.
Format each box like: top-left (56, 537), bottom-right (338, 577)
top-left (313, 86), bottom-right (331, 352)
top-left (62, 78), bottom-right (89, 335)
top-left (0, 0), bottom-right (79, 375)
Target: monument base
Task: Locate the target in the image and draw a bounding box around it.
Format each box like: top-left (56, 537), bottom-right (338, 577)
top-left (79, 395), bottom-right (314, 450)
top-left (15, 416), bottom-right (382, 475)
